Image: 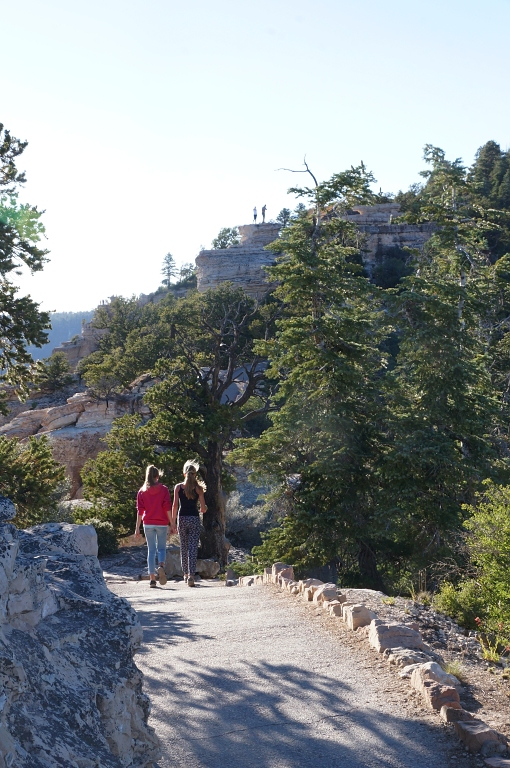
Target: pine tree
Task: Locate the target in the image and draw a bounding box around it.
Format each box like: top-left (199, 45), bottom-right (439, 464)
top-left (232, 164), bottom-right (391, 582)
top-left (161, 252), bottom-right (178, 286)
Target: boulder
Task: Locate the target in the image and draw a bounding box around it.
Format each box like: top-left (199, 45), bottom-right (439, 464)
top-left (271, 562), bottom-right (293, 583)
top-left (412, 678), bottom-right (461, 711)
top-left (299, 578), bottom-right (323, 594)
top-left (484, 758), bottom-right (510, 767)
top-left (329, 602), bottom-right (347, 617)
top-left (411, 661), bottom-right (460, 690)
top-left (197, 558), bottom-right (221, 579)
top-left (0, 519), bottom-right (160, 767)
top-left (344, 604), bottom-right (373, 630)
top-left (384, 647), bottom-right (434, 668)
top-left (440, 706), bottom-right (474, 723)
top-left (453, 721), bottom-right (507, 755)
top-left (312, 583), bottom-right (338, 604)
top-left (369, 620), bottom-right (426, 653)
top-left (162, 545), bottom-right (220, 578)
top-left (278, 566), bottom-right (294, 582)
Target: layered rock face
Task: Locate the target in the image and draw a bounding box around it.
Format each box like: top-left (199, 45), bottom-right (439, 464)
top-left (196, 223), bottom-right (281, 298)
top-left (344, 203), bottom-right (436, 270)
top-left (196, 206), bottom-right (435, 295)
top-left (0, 499), bottom-right (160, 767)
top-left (0, 376), bottom-right (154, 498)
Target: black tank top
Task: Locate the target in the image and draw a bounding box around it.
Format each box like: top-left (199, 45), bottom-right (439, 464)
top-left (178, 486), bottom-right (199, 517)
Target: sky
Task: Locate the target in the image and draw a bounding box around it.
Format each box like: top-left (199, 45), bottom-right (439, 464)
top-left (3, 0), bottom-right (510, 312)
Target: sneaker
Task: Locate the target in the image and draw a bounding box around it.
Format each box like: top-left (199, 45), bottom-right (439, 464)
top-left (149, 579), bottom-right (157, 588)
top-left (187, 577), bottom-right (195, 587)
top-left (183, 574), bottom-right (188, 583)
top-left (158, 565), bottom-right (167, 586)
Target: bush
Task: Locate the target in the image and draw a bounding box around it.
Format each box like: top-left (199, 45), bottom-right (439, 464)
top-left (225, 491), bottom-right (272, 549)
top-left (433, 579), bottom-right (486, 630)
top-left (84, 518), bottom-right (119, 556)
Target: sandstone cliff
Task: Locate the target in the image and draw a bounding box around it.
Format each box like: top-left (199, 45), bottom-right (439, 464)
top-left (0, 496), bottom-right (160, 768)
top-left (195, 205), bottom-right (435, 295)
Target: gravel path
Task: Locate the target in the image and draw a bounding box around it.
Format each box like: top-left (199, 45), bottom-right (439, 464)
top-left (109, 579), bottom-right (470, 768)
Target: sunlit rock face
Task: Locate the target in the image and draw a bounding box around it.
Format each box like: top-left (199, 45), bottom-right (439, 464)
top-left (196, 223), bottom-right (281, 298)
top-left (0, 375), bottom-right (155, 499)
top-left (196, 207), bottom-right (435, 295)
top-left (0, 515), bottom-right (160, 768)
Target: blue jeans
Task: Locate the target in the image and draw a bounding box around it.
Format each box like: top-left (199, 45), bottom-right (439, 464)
top-left (144, 525), bottom-right (167, 575)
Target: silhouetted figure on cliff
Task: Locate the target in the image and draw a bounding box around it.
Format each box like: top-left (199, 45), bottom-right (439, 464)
top-left (262, 204), bottom-right (267, 223)
top-left (253, 206), bottom-right (257, 223)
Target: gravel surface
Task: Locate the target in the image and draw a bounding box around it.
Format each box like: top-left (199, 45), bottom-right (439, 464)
top-left (108, 578), bottom-right (481, 768)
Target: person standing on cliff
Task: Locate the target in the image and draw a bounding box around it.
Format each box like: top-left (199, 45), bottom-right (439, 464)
top-left (262, 204), bottom-right (267, 223)
top-left (171, 460), bottom-right (207, 587)
top-left (135, 465), bottom-right (173, 588)
top-left (253, 206), bottom-right (257, 223)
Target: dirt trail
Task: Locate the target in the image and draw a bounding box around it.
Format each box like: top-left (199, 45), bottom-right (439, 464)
top-left (110, 579), bottom-right (477, 768)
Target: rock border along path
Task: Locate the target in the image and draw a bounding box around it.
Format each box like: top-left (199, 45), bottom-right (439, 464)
top-left (110, 572), bottom-right (490, 768)
top-left (237, 563), bottom-right (510, 766)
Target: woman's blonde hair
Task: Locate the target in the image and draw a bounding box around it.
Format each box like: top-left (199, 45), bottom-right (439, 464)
top-left (182, 460), bottom-right (206, 499)
top-left (142, 464), bottom-right (162, 491)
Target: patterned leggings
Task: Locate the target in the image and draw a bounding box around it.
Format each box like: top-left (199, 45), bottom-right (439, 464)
top-left (178, 516), bottom-right (201, 577)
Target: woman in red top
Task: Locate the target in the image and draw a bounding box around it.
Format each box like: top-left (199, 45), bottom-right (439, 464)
top-left (135, 465), bottom-right (173, 588)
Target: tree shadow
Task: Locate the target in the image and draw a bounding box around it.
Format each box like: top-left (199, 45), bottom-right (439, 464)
top-left (134, 603), bottom-right (214, 650)
top-left (143, 653), bottom-right (453, 767)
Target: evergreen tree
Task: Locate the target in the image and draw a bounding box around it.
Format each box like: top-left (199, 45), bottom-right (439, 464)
top-left (276, 208), bottom-right (292, 229)
top-left (232, 164), bottom-right (391, 582)
top-left (161, 252), bottom-right (178, 286)
top-left (378, 146), bottom-right (510, 583)
top-left (34, 352), bottom-right (74, 392)
top-left (0, 123), bottom-right (50, 412)
top-left (0, 435), bottom-right (67, 527)
top-left (211, 227), bottom-right (240, 249)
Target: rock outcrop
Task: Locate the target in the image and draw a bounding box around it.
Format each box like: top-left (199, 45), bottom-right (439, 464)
top-left (195, 205), bottom-right (435, 296)
top-left (196, 223), bottom-right (281, 298)
top-left (0, 377), bottom-right (154, 498)
top-left (0, 502), bottom-right (160, 767)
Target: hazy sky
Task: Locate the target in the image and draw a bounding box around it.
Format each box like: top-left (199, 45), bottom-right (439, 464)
top-left (3, 0), bottom-right (510, 311)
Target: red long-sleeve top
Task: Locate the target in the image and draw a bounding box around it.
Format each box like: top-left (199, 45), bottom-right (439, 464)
top-left (136, 483), bottom-right (171, 526)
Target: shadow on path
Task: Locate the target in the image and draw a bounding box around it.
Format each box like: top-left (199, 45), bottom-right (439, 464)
top-left (133, 599), bottom-right (451, 768)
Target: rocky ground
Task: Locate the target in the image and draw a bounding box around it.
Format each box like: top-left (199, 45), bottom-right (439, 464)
top-left (340, 589), bottom-right (510, 750)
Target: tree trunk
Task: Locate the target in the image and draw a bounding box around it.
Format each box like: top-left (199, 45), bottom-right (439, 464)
top-left (201, 441), bottom-right (229, 567)
top-left (357, 540), bottom-right (384, 591)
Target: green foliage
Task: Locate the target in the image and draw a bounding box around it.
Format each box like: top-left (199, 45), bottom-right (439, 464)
top-left (228, 559), bottom-right (263, 577)
top-left (82, 415), bottom-right (179, 536)
top-left (211, 227), bottom-right (240, 249)
top-left (0, 435), bottom-right (67, 528)
top-left (34, 352), bottom-right (74, 392)
top-left (372, 247), bottom-right (413, 289)
top-left (461, 481), bottom-right (510, 632)
top-left (84, 518), bottom-right (119, 556)
top-left (276, 208), bottom-right (292, 229)
top-left (81, 285), bottom-right (274, 558)
top-left (0, 124), bottom-right (50, 412)
top-left (433, 580), bottom-right (486, 630)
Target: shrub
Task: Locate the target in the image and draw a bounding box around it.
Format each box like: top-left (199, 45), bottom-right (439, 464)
top-left (433, 579), bottom-right (486, 630)
top-left (84, 518), bottom-right (119, 556)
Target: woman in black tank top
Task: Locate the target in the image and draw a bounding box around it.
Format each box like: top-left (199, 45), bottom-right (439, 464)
top-left (171, 460), bottom-right (207, 586)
